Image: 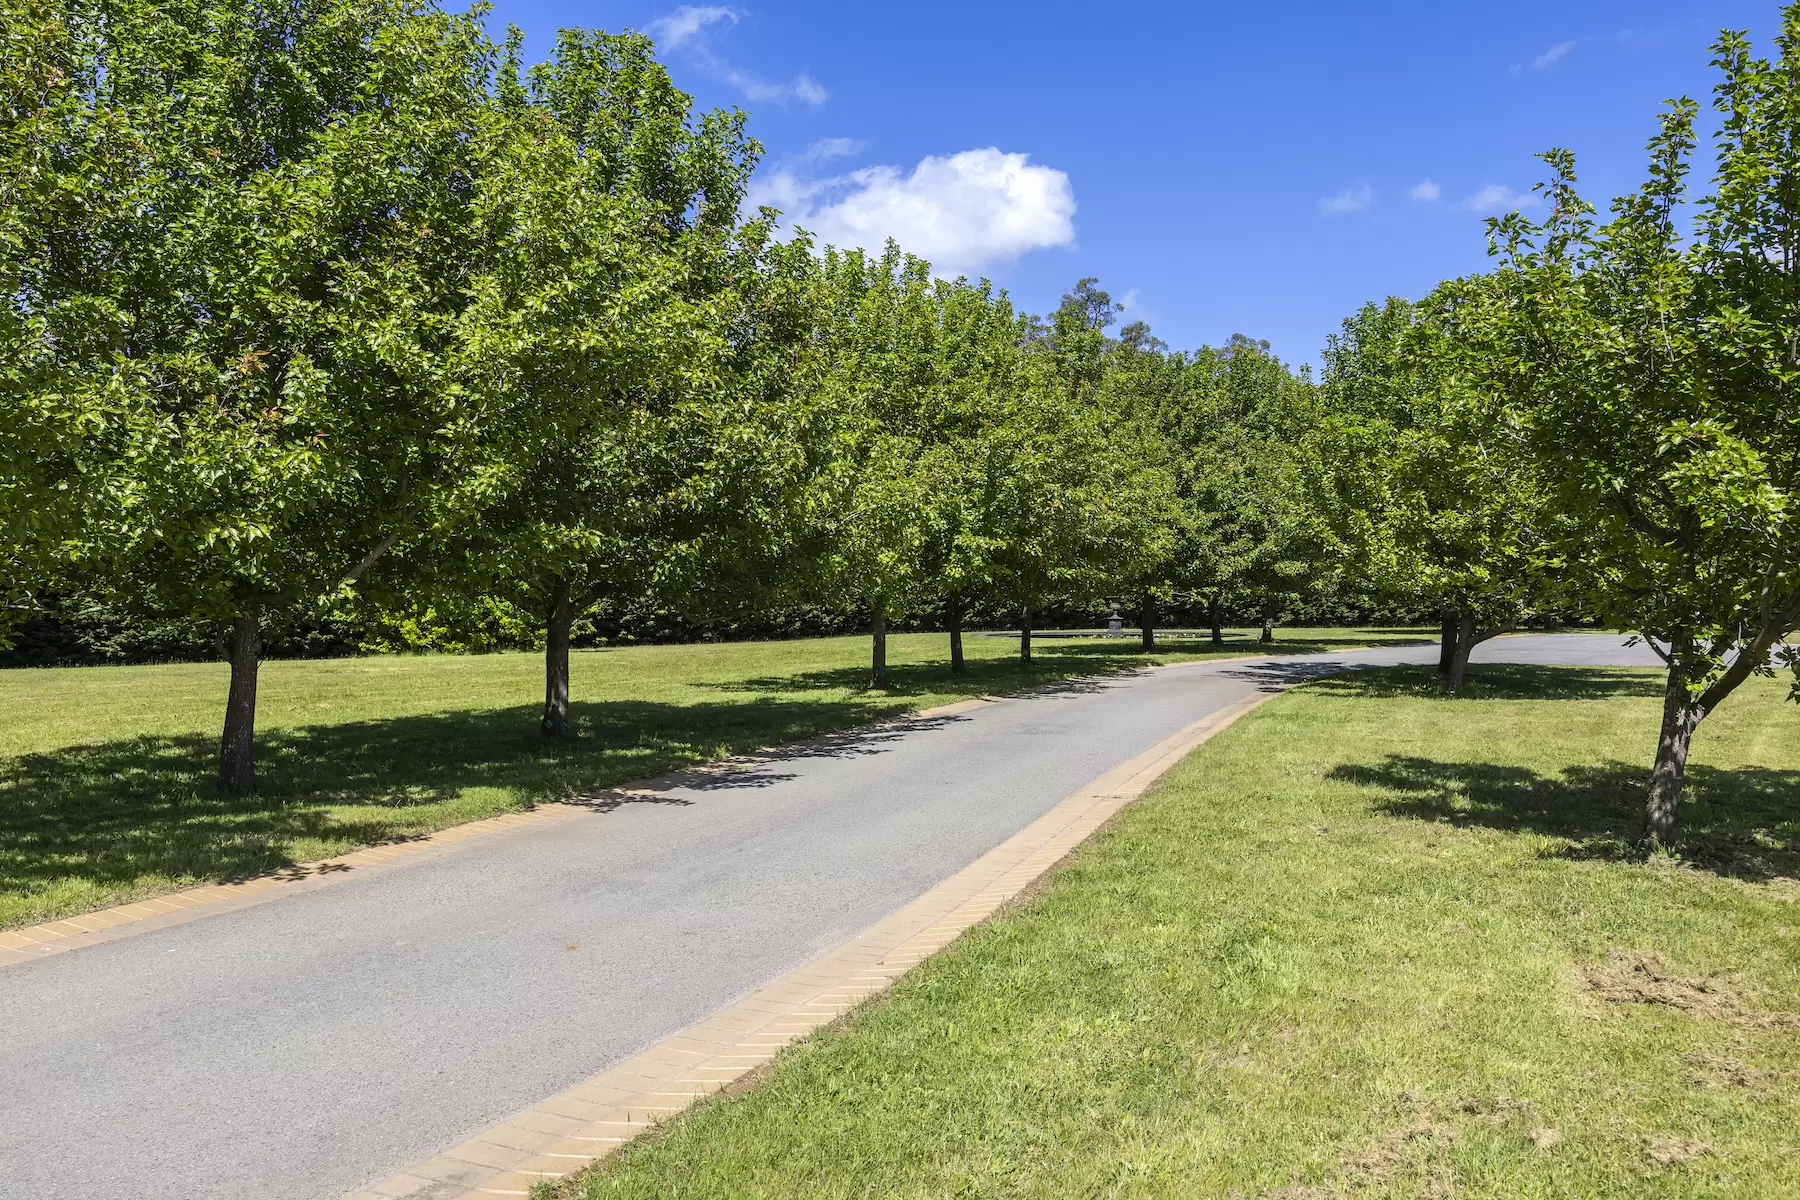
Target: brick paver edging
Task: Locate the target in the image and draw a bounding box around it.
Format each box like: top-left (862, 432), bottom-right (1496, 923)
top-left (346, 685), bottom-right (1282, 1200)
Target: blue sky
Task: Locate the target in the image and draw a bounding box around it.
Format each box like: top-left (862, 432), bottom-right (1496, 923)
top-left (491, 0), bottom-right (1776, 366)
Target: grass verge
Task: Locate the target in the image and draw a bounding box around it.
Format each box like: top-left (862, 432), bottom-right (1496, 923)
top-left (0, 626), bottom-right (1426, 929)
top-left (564, 664), bottom-right (1800, 1199)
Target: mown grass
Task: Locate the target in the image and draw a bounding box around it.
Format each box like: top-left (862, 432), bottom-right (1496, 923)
top-left (0, 626), bottom-right (1426, 929)
top-left (568, 665), bottom-right (1800, 1199)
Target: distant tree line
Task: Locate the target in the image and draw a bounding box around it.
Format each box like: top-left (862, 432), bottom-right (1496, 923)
top-left (6, 0), bottom-right (1797, 842)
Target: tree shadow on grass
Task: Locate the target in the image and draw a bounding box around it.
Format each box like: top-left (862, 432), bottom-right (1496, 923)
top-left (0, 693), bottom-right (926, 918)
top-left (1328, 755), bottom-right (1800, 882)
top-left (704, 638), bottom-right (1435, 699)
top-left (1310, 664), bottom-right (1664, 702)
top-left (698, 648), bottom-right (1140, 698)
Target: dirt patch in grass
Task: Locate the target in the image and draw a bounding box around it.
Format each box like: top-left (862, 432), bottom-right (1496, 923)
top-left (1276, 1097), bottom-right (1546, 1198)
top-left (1583, 950), bottom-right (1799, 1028)
top-left (1647, 1135), bottom-right (1716, 1165)
top-left (1341, 1112), bottom-right (1458, 1193)
top-left (1685, 1050), bottom-right (1779, 1093)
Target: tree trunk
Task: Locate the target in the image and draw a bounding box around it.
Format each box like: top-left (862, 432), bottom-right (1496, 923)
top-left (218, 606), bottom-right (261, 794)
top-left (1446, 611), bottom-right (1478, 696)
top-left (1647, 685), bottom-right (1701, 844)
top-left (948, 594), bottom-right (966, 675)
top-left (1646, 638), bottom-right (1702, 844)
top-left (870, 596), bottom-right (889, 688)
top-left (1020, 604), bottom-right (1033, 665)
top-left (541, 578), bottom-right (573, 737)
top-left (1140, 593), bottom-right (1156, 651)
top-left (1209, 596), bottom-right (1224, 647)
top-left (1259, 603), bottom-right (1275, 643)
top-left (1637, 606), bottom-right (1800, 840)
top-left (1438, 609), bottom-right (1459, 677)
top-left (1446, 615), bottom-right (1515, 696)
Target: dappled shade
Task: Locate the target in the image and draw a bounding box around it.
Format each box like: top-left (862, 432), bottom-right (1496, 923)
top-left (0, 695), bottom-right (895, 914)
top-left (1311, 663), bottom-right (1665, 702)
top-left (1330, 754), bottom-right (1800, 882)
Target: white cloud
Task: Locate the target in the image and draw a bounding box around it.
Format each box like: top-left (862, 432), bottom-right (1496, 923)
top-left (1462, 183), bottom-right (1544, 213)
top-left (719, 65), bottom-right (826, 105)
top-left (1533, 40), bottom-right (1576, 69)
top-left (748, 148), bottom-right (1076, 277)
top-left (1411, 179), bottom-right (1441, 202)
top-left (648, 5), bottom-right (736, 49)
top-left (797, 137), bottom-right (864, 164)
top-left (648, 5), bottom-right (827, 107)
top-left (1319, 183), bottom-right (1375, 216)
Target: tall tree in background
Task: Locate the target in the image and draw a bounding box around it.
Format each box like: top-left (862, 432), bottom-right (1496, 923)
top-left (973, 280), bottom-right (1177, 663)
top-left (913, 276), bottom-right (1030, 674)
top-left (0, 0), bottom-right (100, 645)
top-left (1101, 320), bottom-right (1187, 650)
top-left (803, 244), bottom-right (947, 688)
top-left (1191, 336), bottom-right (1328, 643)
top-left (1317, 293), bottom-right (1553, 693)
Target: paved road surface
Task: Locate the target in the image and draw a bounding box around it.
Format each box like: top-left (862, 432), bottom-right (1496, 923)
top-left (0, 635), bottom-right (1659, 1199)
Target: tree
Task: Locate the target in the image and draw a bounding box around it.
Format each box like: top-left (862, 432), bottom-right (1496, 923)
top-left (424, 26), bottom-right (773, 737)
top-left (1177, 337), bottom-right (1327, 644)
top-left (1100, 323), bottom-right (1189, 649)
top-left (1477, 10), bottom-right (1800, 839)
top-left (26, 0), bottom-right (511, 791)
top-left (1317, 294), bottom-right (1554, 693)
top-left (912, 276), bottom-right (1031, 674)
top-left (971, 282), bottom-right (1176, 664)
top-left (0, 0), bottom-right (99, 644)
top-left (799, 244), bottom-right (947, 688)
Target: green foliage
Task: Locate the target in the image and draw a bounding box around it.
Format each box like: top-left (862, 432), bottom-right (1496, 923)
top-left (3, 0), bottom-right (1348, 781)
top-left (1316, 291), bottom-right (1556, 660)
top-left (1274, 6), bottom-right (1800, 833)
top-left (426, 24), bottom-right (781, 622)
top-left (1110, 330), bottom-right (1328, 627)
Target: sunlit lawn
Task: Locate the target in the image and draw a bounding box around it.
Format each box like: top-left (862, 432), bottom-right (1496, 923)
top-left (570, 665), bottom-right (1800, 1199)
top-left (0, 626), bottom-right (1429, 929)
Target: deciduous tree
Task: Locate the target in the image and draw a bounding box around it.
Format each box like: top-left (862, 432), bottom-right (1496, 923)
top-left (1478, 11), bottom-right (1800, 837)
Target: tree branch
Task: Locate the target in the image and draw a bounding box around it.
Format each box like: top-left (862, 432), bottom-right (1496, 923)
top-left (1610, 490), bottom-right (1679, 544)
top-left (1696, 603), bottom-right (1795, 717)
top-left (342, 533), bottom-right (400, 587)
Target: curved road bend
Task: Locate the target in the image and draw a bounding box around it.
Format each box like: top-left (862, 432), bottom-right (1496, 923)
top-left (0, 634), bottom-right (1658, 1200)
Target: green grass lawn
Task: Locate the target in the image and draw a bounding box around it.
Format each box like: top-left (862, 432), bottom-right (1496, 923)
top-left (0, 626), bottom-right (1427, 929)
top-left (568, 665), bottom-right (1800, 1200)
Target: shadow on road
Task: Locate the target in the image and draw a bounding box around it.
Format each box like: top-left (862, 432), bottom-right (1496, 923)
top-left (612, 711), bottom-right (981, 796)
top-left (0, 693), bottom-right (941, 913)
top-left (1218, 658), bottom-right (1370, 692)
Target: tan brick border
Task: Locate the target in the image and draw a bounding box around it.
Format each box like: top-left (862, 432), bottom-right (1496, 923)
top-left (345, 687), bottom-right (1283, 1200)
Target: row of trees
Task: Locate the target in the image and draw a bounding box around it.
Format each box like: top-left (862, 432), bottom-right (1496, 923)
top-left (11, 0), bottom-right (1797, 843)
top-left (1, 0), bottom-right (1328, 789)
